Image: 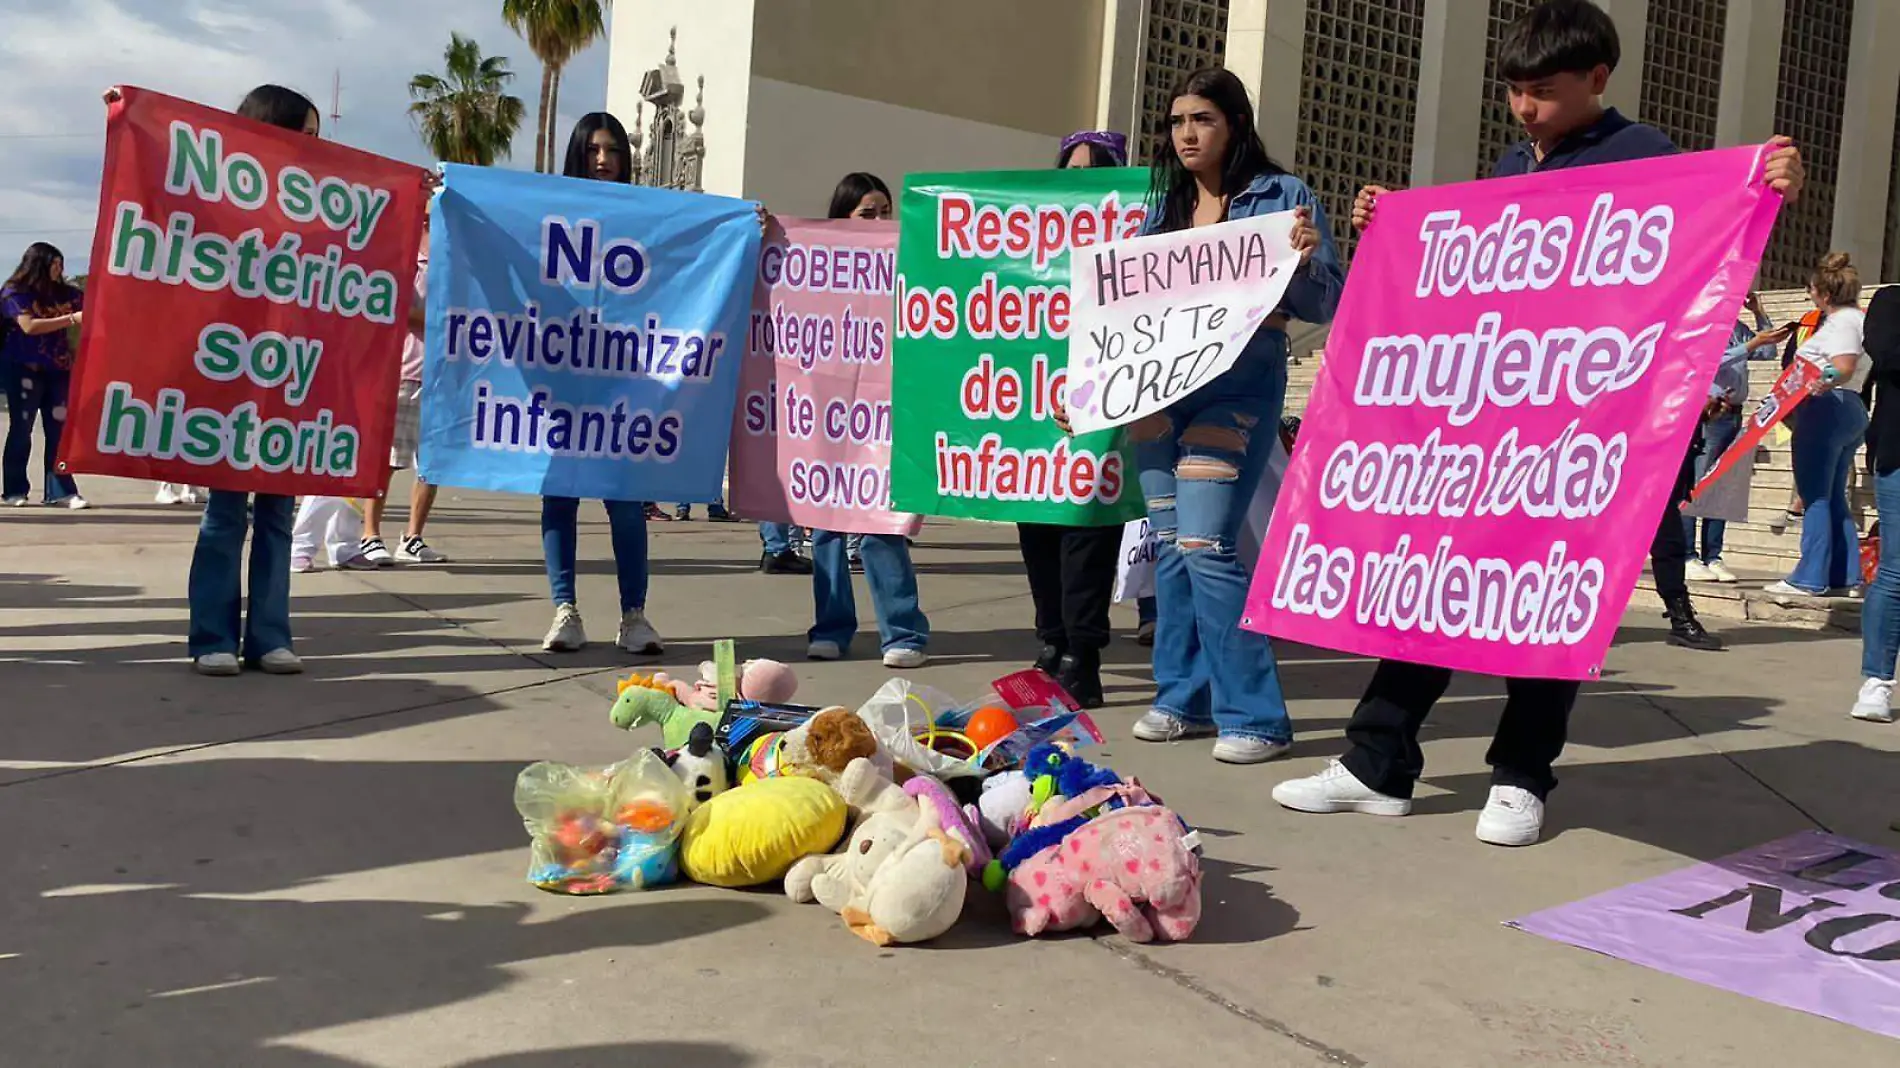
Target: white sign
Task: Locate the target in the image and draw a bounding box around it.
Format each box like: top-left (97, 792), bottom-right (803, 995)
top-left (1064, 212), bottom-right (1301, 435)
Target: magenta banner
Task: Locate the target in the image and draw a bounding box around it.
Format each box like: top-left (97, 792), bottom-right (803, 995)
top-left (1510, 830), bottom-right (1900, 1039)
top-left (729, 217), bottom-right (919, 536)
top-left (1244, 147), bottom-right (1780, 679)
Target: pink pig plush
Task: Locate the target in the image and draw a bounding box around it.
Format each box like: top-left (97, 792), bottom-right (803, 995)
top-left (1002, 804), bottom-right (1201, 942)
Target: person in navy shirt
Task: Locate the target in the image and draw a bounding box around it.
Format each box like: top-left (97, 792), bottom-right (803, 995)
top-left (1274, 0), bottom-right (1806, 846)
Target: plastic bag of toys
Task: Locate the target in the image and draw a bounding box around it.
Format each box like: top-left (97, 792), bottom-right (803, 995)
top-left (857, 679), bottom-right (986, 783)
top-left (513, 749), bottom-right (692, 895)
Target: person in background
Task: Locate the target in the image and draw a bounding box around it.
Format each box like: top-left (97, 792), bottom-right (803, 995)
top-left (182, 85), bottom-right (328, 676)
top-left (1060, 69), bottom-right (1342, 762)
top-left (1, 242), bottom-right (86, 510)
top-left (804, 172), bottom-right (930, 669)
top-left (1851, 285), bottom-right (1900, 723)
top-left (674, 498), bottom-right (733, 521)
top-left (357, 204), bottom-right (447, 566)
top-left (155, 482), bottom-right (206, 505)
top-left (1764, 253), bottom-right (1870, 600)
top-left (1274, 0), bottom-right (1805, 843)
top-left (1767, 307), bottom-right (1826, 533)
top-left (759, 521), bottom-right (813, 574)
top-left (539, 112), bottom-right (664, 657)
top-left (1685, 292), bottom-right (1782, 583)
top-left (1019, 129), bottom-right (1132, 708)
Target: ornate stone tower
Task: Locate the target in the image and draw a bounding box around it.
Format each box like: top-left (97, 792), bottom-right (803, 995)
top-left (628, 27), bottom-right (707, 192)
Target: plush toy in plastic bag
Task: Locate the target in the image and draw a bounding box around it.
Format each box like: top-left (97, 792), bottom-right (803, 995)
top-left (513, 749), bottom-right (692, 895)
top-left (856, 679), bottom-right (987, 784)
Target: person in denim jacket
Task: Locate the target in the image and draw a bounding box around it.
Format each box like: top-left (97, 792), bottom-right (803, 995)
top-left (1062, 66), bottom-right (1342, 764)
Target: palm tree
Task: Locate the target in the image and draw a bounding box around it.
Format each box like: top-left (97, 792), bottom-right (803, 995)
top-left (409, 33), bottom-right (528, 166)
top-left (501, 0), bottom-right (610, 173)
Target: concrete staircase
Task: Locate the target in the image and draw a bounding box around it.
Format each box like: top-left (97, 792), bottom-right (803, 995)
top-left (1282, 285), bottom-right (1893, 632)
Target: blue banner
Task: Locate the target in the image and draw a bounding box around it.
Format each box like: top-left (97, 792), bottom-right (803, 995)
top-left (419, 165), bottom-right (760, 500)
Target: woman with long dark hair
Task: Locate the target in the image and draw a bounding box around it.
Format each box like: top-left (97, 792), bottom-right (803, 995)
top-left (537, 112), bottom-right (666, 657)
top-left (803, 172), bottom-right (931, 668)
top-left (1014, 131), bottom-right (1130, 707)
top-left (1, 242), bottom-right (86, 509)
top-left (184, 85), bottom-right (322, 676)
top-left (1085, 68), bottom-right (1342, 763)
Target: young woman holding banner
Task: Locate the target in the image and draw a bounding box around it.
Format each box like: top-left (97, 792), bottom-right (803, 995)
top-left (538, 112), bottom-right (666, 657)
top-left (1016, 131), bottom-right (1132, 708)
top-left (1, 242), bottom-right (86, 510)
top-left (1061, 69), bottom-right (1344, 763)
top-left (183, 85), bottom-right (322, 677)
top-left (803, 172), bottom-right (932, 669)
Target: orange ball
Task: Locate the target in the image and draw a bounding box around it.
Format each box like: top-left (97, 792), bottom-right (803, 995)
top-left (964, 705), bottom-right (1020, 751)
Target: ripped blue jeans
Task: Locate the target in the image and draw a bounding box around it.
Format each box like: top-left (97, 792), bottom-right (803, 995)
top-left (1134, 337), bottom-right (1292, 743)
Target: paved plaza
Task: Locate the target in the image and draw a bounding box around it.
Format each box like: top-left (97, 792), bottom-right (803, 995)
top-left (2, 475), bottom-right (1896, 1067)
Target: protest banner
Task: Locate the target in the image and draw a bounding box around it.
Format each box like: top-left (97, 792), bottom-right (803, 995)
top-left (1689, 358), bottom-right (1820, 503)
top-left (1064, 212), bottom-right (1300, 435)
top-left (418, 164), bottom-right (760, 500)
top-left (727, 217), bottom-right (918, 535)
top-left (1246, 147), bottom-right (1781, 679)
top-left (58, 87), bottom-right (426, 497)
top-left (891, 169), bottom-right (1149, 525)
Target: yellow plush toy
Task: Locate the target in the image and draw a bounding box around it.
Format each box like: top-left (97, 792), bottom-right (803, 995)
top-left (679, 775), bottom-right (848, 888)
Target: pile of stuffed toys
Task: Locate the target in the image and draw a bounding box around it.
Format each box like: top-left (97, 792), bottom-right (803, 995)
top-left (511, 645), bottom-right (1204, 946)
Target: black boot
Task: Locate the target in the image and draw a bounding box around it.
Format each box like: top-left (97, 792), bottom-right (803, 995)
top-left (1055, 649), bottom-right (1104, 710)
top-left (1033, 644), bottom-right (1064, 675)
top-left (1665, 593), bottom-right (1724, 651)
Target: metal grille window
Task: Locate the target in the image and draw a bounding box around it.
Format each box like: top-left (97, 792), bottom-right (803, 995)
top-left (1295, 0), bottom-right (1424, 262)
top-left (1476, 0), bottom-right (1541, 179)
top-left (1641, 0), bottom-right (1726, 152)
top-left (1762, 0), bottom-right (1854, 288)
top-left (1136, 0), bottom-right (1230, 165)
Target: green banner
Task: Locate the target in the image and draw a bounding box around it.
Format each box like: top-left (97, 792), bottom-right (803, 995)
top-left (892, 168), bottom-right (1151, 525)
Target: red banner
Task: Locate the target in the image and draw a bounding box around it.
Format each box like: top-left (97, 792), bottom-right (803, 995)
top-left (1688, 358), bottom-right (1820, 502)
top-left (58, 87), bottom-right (427, 496)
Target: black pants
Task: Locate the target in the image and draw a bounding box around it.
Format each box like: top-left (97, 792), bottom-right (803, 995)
top-left (1017, 523), bottom-right (1122, 654)
top-left (1649, 428), bottom-right (1700, 600)
top-left (1339, 659), bottom-right (1580, 801)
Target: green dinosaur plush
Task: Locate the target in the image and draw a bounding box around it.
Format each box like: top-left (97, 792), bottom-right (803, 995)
top-left (611, 673), bottom-right (721, 750)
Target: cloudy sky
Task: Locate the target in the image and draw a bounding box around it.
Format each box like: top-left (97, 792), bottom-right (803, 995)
top-left (0, 0), bottom-right (611, 274)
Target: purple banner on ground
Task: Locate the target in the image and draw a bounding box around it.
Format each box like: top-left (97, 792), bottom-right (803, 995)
top-left (1509, 830), bottom-right (1900, 1039)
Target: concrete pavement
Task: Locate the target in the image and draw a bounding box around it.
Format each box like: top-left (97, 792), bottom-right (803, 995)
top-left (1, 475), bottom-right (1896, 1067)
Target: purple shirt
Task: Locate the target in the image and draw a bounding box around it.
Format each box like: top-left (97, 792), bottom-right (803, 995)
top-left (1, 283), bottom-right (83, 370)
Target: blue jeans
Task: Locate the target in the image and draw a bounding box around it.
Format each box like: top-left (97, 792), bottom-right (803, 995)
top-left (1681, 413), bottom-right (1741, 562)
top-left (1135, 335), bottom-right (1293, 743)
top-left (188, 491), bottom-right (294, 659)
top-left (1138, 595), bottom-right (1157, 625)
top-left (542, 497), bottom-right (648, 612)
top-left (809, 530), bottom-right (928, 654)
top-left (1786, 390), bottom-right (1868, 593)
top-left (760, 522), bottom-right (793, 555)
top-left (1862, 468), bottom-right (1900, 679)
top-left (1, 363), bottom-right (79, 503)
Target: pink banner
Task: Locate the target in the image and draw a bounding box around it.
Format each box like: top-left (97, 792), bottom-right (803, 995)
top-left (728, 217), bottom-right (919, 536)
top-left (1245, 147), bottom-right (1780, 679)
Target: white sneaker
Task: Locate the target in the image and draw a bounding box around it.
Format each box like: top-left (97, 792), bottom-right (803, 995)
top-left (1132, 710), bottom-right (1219, 743)
top-left (1271, 759), bottom-right (1412, 815)
top-left (63, 496), bottom-right (89, 511)
top-left (1685, 559), bottom-right (1716, 582)
top-left (543, 605), bottom-right (587, 652)
top-left (882, 647), bottom-right (928, 669)
top-left (1706, 559), bottom-right (1739, 583)
top-left (291, 556), bottom-right (317, 574)
top-left (1475, 786), bottom-right (1545, 847)
top-left (358, 537), bottom-right (395, 567)
top-left (155, 484), bottom-right (182, 505)
top-left (1852, 677), bottom-right (1896, 723)
top-left (1212, 735), bottom-right (1293, 765)
top-left (397, 536), bottom-right (448, 563)
top-left (183, 488), bottom-right (206, 505)
top-left (806, 640), bottom-right (844, 661)
top-left (258, 648), bottom-right (304, 675)
top-left (193, 652), bottom-right (241, 677)
top-left (1762, 579), bottom-right (1822, 600)
top-left (337, 553), bottom-right (380, 571)
top-left (3, 496), bottom-right (26, 507)
top-left (616, 609), bottom-right (665, 655)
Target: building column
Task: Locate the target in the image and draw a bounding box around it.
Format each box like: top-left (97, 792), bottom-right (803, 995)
top-left (1595, 0), bottom-right (1649, 116)
top-left (1410, 0), bottom-right (1489, 187)
top-left (1225, 0), bottom-right (1306, 164)
top-left (1714, 0), bottom-right (1785, 145)
top-left (1095, 0), bottom-right (1147, 137)
top-left (1832, 0), bottom-right (1900, 280)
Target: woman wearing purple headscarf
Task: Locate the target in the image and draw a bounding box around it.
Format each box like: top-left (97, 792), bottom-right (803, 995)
top-left (1014, 131), bottom-right (1131, 708)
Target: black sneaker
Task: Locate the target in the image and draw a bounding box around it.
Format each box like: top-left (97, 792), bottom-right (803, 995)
top-left (674, 505), bottom-right (692, 521)
top-left (761, 549), bottom-right (814, 575)
top-left (848, 553), bottom-right (865, 574)
top-left (708, 504), bottom-right (734, 522)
